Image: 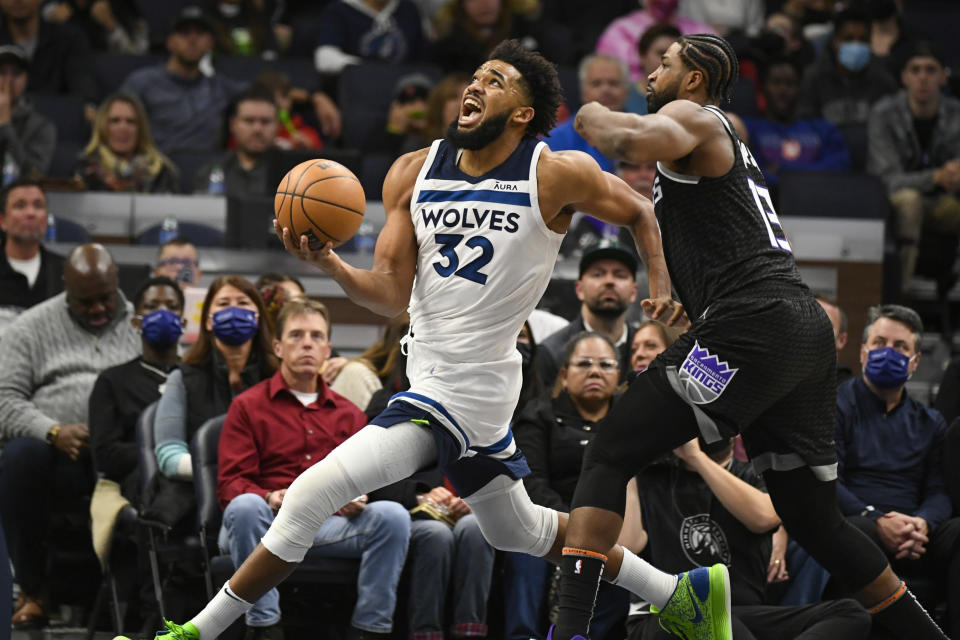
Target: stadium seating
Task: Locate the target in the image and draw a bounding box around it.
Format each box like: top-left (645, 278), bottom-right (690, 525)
top-left (93, 53), bottom-right (164, 99)
top-left (135, 221), bottom-right (225, 247)
top-left (32, 93), bottom-right (89, 143)
top-left (777, 171), bottom-right (888, 219)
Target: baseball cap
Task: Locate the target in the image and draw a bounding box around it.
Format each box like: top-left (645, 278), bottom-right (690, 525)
top-left (170, 5), bottom-right (213, 35)
top-left (393, 73), bottom-right (432, 104)
top-left (0, 45), bottom-right (28, 71)
top-left (578, 239), bottom-right (638, 278)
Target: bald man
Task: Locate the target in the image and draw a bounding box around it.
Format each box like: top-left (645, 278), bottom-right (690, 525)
top-left (0, 243), bottom-right (139, 628)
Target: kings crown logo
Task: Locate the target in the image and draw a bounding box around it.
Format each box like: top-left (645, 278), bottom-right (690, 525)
top-left (678, 342), bottom-right (738, 404)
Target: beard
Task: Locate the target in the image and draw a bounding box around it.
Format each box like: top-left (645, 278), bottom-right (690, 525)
top-left (646, 81), bottom-right (681, 113)
top-left (586, 298), bottom-right (628, 319)
top-left (444, 110), bottom-right (511, 150)
top-left (7, 227), bottom-right (44, 246)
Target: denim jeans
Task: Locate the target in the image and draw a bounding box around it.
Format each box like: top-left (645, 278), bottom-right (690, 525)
top-left (219, 493), bottom-right (411, 633)
top-left (503, 552), bottom-right (549, 640)
top-left (407, 515), bottom-right (494, 638)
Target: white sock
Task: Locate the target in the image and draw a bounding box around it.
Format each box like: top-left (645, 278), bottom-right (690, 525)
top-left (610, 549), bottom-right (679, 609)
top-left (189, 582), bottom-right (253, 639)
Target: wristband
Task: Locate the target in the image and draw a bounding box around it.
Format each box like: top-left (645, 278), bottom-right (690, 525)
top-left (46, 424), bottom-right (61, 445)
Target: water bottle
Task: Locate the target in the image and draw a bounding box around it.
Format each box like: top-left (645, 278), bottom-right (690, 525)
top-left (158, 215), bottom-right (179, 244)
top-left (2, 152), bottom-right (18, 185)
top-left (44, 213), bottom-right (56, 243)
top-left (207, 164), bottom-right (226, 195)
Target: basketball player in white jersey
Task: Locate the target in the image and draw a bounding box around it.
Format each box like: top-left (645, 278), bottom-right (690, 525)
top-left (122, 40), bottom-right (731, 640)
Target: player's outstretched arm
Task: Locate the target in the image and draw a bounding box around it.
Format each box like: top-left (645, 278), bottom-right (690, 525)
top-left (574, 100), bottom-right (716, 165)
top-left (540, 150), bottom-right (683, 325)
top-left (276, 150), bottom-right (424, 317)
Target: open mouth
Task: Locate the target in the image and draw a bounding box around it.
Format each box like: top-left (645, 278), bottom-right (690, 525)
top-left (458, 95), bottom-right (483, 127)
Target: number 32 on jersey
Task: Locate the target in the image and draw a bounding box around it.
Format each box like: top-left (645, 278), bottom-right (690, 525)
top-left (432, 233), bottom-right (494, 285)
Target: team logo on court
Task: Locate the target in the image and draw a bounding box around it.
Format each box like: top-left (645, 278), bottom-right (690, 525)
top-left (680, 514), bottom-right (731, 567)
top-left (678, 342), bottom-right (738, 404)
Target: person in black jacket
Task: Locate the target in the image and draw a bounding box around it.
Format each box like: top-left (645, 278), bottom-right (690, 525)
top-left (0, 178), bottom-right (63, 334)
top-left (506, 331), bottom-right (627, 640)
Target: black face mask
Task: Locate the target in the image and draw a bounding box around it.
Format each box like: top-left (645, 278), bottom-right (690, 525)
top-left (517, 341), bottom-right (533, 370)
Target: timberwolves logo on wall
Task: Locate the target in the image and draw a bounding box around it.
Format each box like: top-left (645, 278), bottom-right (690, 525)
top-left (680, 514), bottom-right (731, 567)
top-left (678, 342), bottom-right (738, 404)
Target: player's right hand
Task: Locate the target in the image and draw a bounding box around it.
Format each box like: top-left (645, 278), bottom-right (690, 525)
top-left (275, 219), bottom-right (341, 276)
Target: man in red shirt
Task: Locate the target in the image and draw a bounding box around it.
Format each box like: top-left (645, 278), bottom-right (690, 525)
top-left (217, 299), bottom-right (410, 640)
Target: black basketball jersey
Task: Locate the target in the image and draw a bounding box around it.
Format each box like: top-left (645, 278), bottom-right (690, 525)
top-left (652, 105), bottom-right (806, 320)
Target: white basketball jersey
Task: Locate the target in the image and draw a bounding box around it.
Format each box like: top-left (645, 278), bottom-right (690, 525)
top-left (409, 137), bottom-right (564, 363)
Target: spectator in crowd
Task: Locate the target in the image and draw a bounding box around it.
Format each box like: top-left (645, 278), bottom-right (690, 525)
top-left (620, 436), bottom-right (872, 640)
top-left (153, 236), bottom-right (202, 290)
top-left (815, 295), bottom-right (851, 383)
top-left (209, 0), bottom-right (277, 58)
top-left (934, 357), bottom-right (960, 426)
top-left (537, 240), bottom-right (638, 388)
top-left (122, 5), bottom-right (243, 156)
top-left (313, 0), bottom-right (425, 75)
top-left (595, 0), bottom-right (714, 83)
top-left (869, 0), bottom-right (911, 80)
top-left (677, 0), bottom-right (764, 37)
top-left (798, 5), bottom-right (898, 127)
top-left (420, 72), bottom-right (470, 142)
top-left (90, 276), bottom-right (184, 503)
top-left (217, 299), bottom-right (410, 640)
top-left (195, 87), bottom-right (277, 197)
top-left (331, 312), bottom-right (409, 411)
top-left (0, 243), bottom-right (139, 628)
top-left (536, 0), bottom-right (635, 64)
top-left (617, 159), bottom-right (657, 200)
top-left (546, 54), bottom-right (629, 174)
top-left (761, 12), bottom-right (814, 72)
top-left (630, 319), bottom-right (677, 372)
top-left (0, 179), bottom-right (62, 328)
top-left (0, 0), bottom-right (97, 106)
top-left (253, 71), bottom-right (322, 150)
top-left (0, 45), bottom-right (54, 178)
top-left (255, 271), bottom-right (305, 335)
top-left (430, 0), bottom-right (570, 74)
top-left (743, 58), bottom-right (851, 187)
top-left (510, 332), bottom-right (628, 640)
top-left (835, 303), bottom-right (960, 638)
top-left (150, 276), bottom-right (275, 526)
top-left (867, 41), bottom-right (960, 291)
top-left (624, 22), bottom-right (681, 115)
top-left (42, 0), bottom-right (149, 54)
top-left (365, 73), bottom-right (432, 157)
top-left (76, 92), bottom-right (180, 193)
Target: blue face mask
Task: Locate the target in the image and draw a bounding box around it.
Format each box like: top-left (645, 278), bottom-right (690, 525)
top-left (212, 306), bottom-right (259, 346)
top-left (837, 41), bottom-right (871, 72)
top-left (864, 346), bottom-right (913, 389)
top-left (140, 309), bottom-right (183, 349)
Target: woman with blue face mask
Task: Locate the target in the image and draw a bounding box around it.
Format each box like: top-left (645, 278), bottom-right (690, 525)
top-left (151, 276), bottom-right (277, 513)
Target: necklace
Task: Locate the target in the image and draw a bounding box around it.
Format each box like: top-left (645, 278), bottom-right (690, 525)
top-left (139, 360), bottom-right (172, 379)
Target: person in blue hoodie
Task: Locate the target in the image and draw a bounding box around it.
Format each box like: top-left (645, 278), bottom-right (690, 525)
top-left (743, 57), bottom-right (851, 187)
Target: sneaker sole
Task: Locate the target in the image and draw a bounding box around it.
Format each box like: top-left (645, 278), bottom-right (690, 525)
top-left (708, 564), bottom-right (732, 640)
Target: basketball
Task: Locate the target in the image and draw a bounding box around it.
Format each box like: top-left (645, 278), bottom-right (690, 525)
top-left (274, 159), bottom-right (366, 249)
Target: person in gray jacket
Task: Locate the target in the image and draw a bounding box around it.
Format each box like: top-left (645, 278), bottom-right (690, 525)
top-left (0, 45), bottom-right (55, 178)
top-left (867, 41), bottom-right (960, 290)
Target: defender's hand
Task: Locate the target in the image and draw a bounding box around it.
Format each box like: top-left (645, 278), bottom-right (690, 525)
top-left (641, 296), bottom-right (688, 328)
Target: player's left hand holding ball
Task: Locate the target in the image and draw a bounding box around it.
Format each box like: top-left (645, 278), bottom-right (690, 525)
top-left (274, 218), bottom-right (342, 276)
top-left (642, 295), bottom-right (689, 329)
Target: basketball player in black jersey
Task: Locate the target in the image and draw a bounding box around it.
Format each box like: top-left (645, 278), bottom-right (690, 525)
top-left (550, 34), bottom-right (950, 640)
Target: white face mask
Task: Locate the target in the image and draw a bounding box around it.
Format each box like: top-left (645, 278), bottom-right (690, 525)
top-left (218, 3), bottom-right (242, 18)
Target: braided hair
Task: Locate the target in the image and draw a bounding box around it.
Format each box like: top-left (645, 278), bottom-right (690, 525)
top-left (675, 34), bottom-right (739, 105)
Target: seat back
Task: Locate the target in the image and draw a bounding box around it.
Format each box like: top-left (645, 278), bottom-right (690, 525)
top-left (776, 171), bottom-right (888, 219)
top-left (135, 401), bottom-right (160, 509)
top-left (31, 93), bottom-right (89, 143)
top-left (190, 414), bottom-right (227, 546)
top-left (135, 221), bottom-right (225, 247)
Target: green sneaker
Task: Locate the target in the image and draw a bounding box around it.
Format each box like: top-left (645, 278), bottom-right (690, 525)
top-left (650, 564), bottom-right (732, 640)
top-left (113, 619), bottom-right (200, 640)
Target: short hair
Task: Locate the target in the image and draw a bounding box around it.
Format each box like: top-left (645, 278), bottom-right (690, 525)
top-left (275, 299), bottom-right (331, 339)
top-left (862, 304), bottom-right (923, 352)
top-left (760, 55), bottom-right (801, 83)
top-left (560, 331), bottom-right (618, 368)
top-left (157, 236), bottom-right (197, 259)
top-left (638, 22), bottom-right (682, 56)
top-left (1, 177), bottom-right (44, 211)
top-left (833, 4), bottom-right (871, 34)
top-left (634, 319), bottom-right (682, 350)
top-left (675, 34), bottom-right (739, 105)
top-left (814, 294), bottom-right (848, 334)
top-left (229, 86), bottom-right (276, 119)
top-left (255, 272), bottom-right (304, 293)
top-left (901, 40), bottom-right (946, 71)
top-left (133, 275), bottom-right (185, 310)
top-left (487, 39), bottom-right (563, 138)
top-left (578, 53), bottom-right (628, 89)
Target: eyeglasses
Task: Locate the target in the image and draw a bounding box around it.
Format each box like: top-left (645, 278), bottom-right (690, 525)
top-left (569, 357), bottom-right (619, 373)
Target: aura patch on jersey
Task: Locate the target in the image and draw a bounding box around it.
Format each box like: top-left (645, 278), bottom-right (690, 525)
top-left (678, 342), bottom-right (738, 404)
